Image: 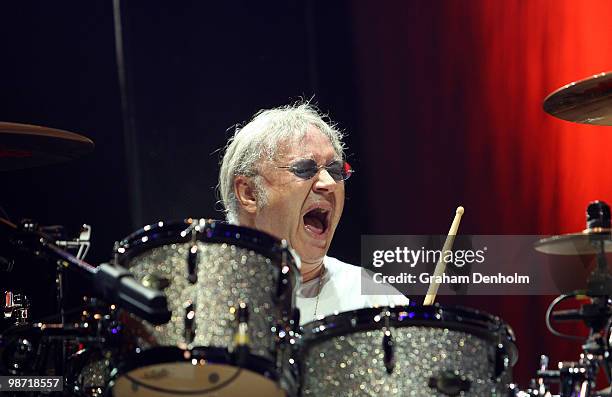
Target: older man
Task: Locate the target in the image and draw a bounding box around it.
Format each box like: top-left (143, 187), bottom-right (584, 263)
top-left (219, 103), bottom-right (408, 324)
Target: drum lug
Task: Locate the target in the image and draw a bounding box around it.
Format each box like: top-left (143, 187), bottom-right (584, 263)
top-left (290, 308), bottom-right (300, 333)
top-left (382, 329), bottom-right (395, 374)
top-left (233, 302), bottom-right (250, 366)
top-left (273, 247), bottom-right (291, 302)
top-left (273, 268), bottom-right (291, 303)
top-left (186, 244), bottom-right (198, 284)
top-left (494, 342), bottom-right (510, 379)
top-left (380, 309), bottom-right (395, 374)
top-left (184, 300), bottom-right (196, 344)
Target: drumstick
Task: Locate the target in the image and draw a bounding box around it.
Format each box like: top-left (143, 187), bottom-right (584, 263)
top-left (423, 206), bottom-right (464, 306)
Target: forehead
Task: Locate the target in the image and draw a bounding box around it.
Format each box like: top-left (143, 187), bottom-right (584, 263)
top-left (276, 125), bottom-right (338, 161)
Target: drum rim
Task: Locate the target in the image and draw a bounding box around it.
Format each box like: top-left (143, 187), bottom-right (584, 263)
top-left (108, 346), bottom-right (298, 396)
top-left (300, 304), bottom-right (518, 365)
top-left (114, 219), bottom-right (300, 280)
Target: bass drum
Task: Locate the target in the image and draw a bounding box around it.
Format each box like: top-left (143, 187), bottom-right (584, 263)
top-left (110, 219), bottom-right (301, 397)
top-left (300, 305), bottom-right (517, 397)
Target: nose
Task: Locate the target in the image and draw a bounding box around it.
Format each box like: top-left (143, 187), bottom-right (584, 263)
top-left (313, 168), bottom-right (338, 193)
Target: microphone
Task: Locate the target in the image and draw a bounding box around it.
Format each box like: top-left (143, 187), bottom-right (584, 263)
top-left (94, 263), bottom-right (171, 325)
top-left (586, 200), bottom-right (611, 229)
top-left (551, 308), bottom-right (583, 321)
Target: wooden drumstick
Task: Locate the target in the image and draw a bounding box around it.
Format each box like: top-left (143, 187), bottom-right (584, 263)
top-left (423, 206), bottom-right (464, 306)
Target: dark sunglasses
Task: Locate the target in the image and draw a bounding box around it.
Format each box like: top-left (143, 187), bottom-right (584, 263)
top-left (277, 159), bottom-right (354, 182)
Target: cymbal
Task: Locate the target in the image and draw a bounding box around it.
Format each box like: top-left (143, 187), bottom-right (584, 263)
top-left (0, 122), bottom-right (94, 171)
top-left (543, 71), bottom-right (612, 125)
top-left (534, 229), bottom-right (612, 255)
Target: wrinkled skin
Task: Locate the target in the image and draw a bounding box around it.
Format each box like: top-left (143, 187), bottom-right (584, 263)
top-left (235, 126), bottom-right (345, 281)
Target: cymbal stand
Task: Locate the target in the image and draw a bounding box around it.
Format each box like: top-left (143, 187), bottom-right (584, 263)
top-left (54, 223), bottom-right (92, 324)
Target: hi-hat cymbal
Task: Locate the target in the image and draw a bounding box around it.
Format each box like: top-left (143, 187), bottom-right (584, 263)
top-left (0, 122), bottom-right (94, 171)
top-left (534, 229), bottom-right (612, 255)
top-left (543, 71), bottom-right (612, 125)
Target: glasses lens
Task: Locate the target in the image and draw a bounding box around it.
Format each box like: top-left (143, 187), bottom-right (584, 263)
top-left (287, 159), bottom-right (353, 181)
top-left (290, 159), bottom-right (318, 179)
top-left (326, 161), bottom-right (345, 181)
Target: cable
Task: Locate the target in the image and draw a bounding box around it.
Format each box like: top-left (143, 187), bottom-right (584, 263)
top-left (545, 292), bottom-right (587, 341)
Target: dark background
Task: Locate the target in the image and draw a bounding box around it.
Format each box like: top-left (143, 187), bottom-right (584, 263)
top-left (2, 0), bottom-right (612, 387)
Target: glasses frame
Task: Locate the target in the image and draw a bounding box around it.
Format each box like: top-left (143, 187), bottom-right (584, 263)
top-left (277, 159), bottom-right (354, 182)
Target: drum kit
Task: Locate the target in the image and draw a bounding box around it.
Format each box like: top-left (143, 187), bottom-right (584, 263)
top-left (1, 72), bottom-right (612, 396)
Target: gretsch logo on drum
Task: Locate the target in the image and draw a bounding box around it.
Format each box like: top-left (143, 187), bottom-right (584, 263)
top-left (141, 368), bottom-right (169, 380)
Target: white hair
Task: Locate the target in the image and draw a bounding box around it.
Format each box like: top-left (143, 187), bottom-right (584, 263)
top-left (218, 102), bottom-right (345, 224)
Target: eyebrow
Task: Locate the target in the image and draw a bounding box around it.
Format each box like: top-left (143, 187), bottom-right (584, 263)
top-left (290, 155), bottom-right (341, 163)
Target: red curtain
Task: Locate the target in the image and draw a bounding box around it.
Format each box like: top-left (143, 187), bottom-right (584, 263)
top-left (351, 0), bottom-right (612, 384)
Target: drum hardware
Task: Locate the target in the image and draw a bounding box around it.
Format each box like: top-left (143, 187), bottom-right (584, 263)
top-left (495, 341), bottom-right (514, 379)
top-left (509, 354), bottom-right (605, 397)
top-left (183, 299), bottom-right (196, 344)
top-left (380, 309), bottom-right (395, 375)
top-left (187, 243), bottom-right (198, 284)
top-left (185, 223), bottom-right (199, 284)
top-left (56, 224), bottom-right (92, 261)
top-left (63, 308), bottom-right (120, 397)
top-left (512, 201), bottom-right (612, 397)
top-left (0, 288), bottom-right (122, 397)
top-left (3, 291), bottom-right (30, 326)
top-left (0, 216), bottom-right (171, 327)
top-left (512, 286), bottom-right (612, 392)
top-left (273, 241), bottom-right (296, 304)
top-left (234, 302), bottom-right (250, 366)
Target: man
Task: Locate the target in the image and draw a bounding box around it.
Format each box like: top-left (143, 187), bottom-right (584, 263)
top-left (218, 102), bottom-right (408, 324)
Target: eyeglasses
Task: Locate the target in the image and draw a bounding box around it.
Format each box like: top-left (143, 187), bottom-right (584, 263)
top-left (277, 159), bottom-right (354, 182)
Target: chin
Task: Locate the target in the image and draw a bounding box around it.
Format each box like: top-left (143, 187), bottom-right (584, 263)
top-left (299, 249), bottom-right (327, 264)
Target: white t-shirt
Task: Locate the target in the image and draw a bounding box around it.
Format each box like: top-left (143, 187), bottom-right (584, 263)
top-left (296, 256), bottom-right (410, 325)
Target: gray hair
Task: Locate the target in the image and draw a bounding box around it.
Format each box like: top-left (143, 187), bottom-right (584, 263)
top-left (218, 102), bottom-right (345, 224)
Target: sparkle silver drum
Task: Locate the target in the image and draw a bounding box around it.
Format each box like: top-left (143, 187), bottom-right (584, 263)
top-left (110, 219), bottom-right (301, 397)
top-left (300, 305), bottom-right (517, 397)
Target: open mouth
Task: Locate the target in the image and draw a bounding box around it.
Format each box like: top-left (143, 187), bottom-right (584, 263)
top-left (303, 207), bottom-right (330, 235)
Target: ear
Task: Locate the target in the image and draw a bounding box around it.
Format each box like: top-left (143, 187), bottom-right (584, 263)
top-left (234, 175), bottom-right (258, 215)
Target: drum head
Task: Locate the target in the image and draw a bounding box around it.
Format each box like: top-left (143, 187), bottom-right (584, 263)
top-left (110, 347), bottom-right (289, 397)
top-left (113, 363), bottom-right (284, 397)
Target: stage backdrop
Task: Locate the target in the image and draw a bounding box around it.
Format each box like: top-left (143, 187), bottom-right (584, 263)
top-left (351, 0), bottom-right (612, 384)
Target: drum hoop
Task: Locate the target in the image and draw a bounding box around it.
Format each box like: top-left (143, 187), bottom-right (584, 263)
top-left (115, 219), bottom-right (299, 274)
top-left (301, 304), bottom-right (517, 365)
top-left (108, 346), bottom-right (298, 395)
